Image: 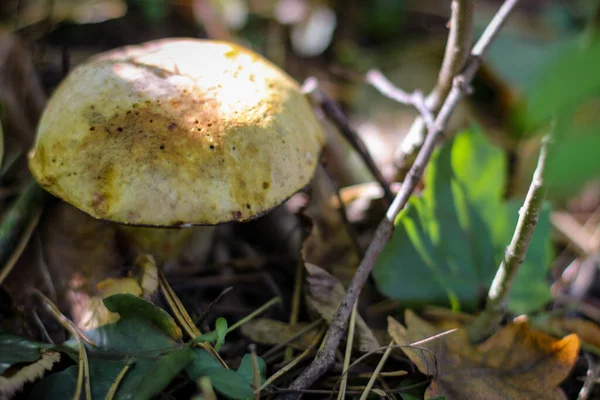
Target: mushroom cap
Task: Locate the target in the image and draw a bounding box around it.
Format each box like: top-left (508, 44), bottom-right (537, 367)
top-left (29, 38), bottom-right (325, 226)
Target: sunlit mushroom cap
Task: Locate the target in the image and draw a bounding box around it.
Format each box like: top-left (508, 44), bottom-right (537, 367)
top-left (29, 38), bottom-right (325, 226)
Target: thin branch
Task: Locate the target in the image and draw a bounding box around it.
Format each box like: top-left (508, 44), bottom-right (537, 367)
top-left (469, 134), bottom-right (551, 341)
top-left (285, 0), bottom-right (520, 395)
top-left (365, 70), bottom-right (435, 131)
top-left (302, 78), bottom-right (395, 205)
top-left (393, 0), bottom-right (474, 176)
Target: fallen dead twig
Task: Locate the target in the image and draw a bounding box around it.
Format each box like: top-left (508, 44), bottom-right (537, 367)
top-left (285, 0), bottom-right (520, 394)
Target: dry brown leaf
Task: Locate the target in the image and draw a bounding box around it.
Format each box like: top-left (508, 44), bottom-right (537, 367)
top-left (388, 310), bottom-right (580, 400)
top-left (305, 263), bottom-right (379, 352)
top-left (532, 315), bottom-right (600, 353)
top-left (0, 351), bottom-right (60, 398)
top-left (39, 202), bottom-right (123, 329)
top-left (241, 318), bottom-right (317, 350)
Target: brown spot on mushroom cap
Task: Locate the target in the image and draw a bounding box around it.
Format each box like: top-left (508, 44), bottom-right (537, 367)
top-left (29, 38), bottom-right (325, 226)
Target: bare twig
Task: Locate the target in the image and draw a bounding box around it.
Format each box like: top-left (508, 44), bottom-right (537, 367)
top-left (393, 0), bottom-right (474, 176)
top-left (469, 134), bottom-right (551, 341)
top-left (286, 0), bottom-right (520, 394)
top-left (365, 70), bottom-right (435, 131)
top-left (302, 78), bottom-right (395, 205)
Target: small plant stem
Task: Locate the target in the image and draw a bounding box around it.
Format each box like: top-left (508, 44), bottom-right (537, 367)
top-left (394, 0), bottom-right (474, 176)
top-left (36, 290), bottom-right (92, 400)
top-left (158, 268), bottom-right (227, 367)
top-left (469, 135), bottom-right (551, 341)
top-left (285, 0), bottom-right (520, 395)
top-left (337, 303), bottom-right (357, 400)
top-left (258, 327), bottom-right (326, 391)
top-left (285, 258), bottom-right (304, 361)
top-left (104, 361), bottom-right (132, 400)
top-left (359, 340), bottom-right (394, 400)
top-left (227, 296), bottom-right (282, 333)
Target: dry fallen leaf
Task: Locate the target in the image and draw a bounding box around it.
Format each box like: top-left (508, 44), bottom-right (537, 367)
top-left (532, 314), bottom-right (600, 354)
top-left (241, 318), bottom-right (318, 350)
top-left (388, 310), bottom-right (580, 400)
top-left (305, 263), bottom-right (379, 352)
top-left (0, 351), bottom-right (60, 398)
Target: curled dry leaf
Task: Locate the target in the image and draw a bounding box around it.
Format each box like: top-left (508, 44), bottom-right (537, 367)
top-left (388, 311), bottom-right (580, 400)
top-left (0, 351), bottom-right (60, 398)
top-left (305, 263), bottom-right (379, 352)
top-left (240, 318), bottom-right (317, 350)
top-left (532, 314), bottom-right (600, 354)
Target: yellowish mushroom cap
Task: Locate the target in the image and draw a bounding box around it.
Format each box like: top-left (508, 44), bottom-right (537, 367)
top-left (29, 38), bottom-right (325, 226)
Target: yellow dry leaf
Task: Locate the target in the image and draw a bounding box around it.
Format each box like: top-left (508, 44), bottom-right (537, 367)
top-left (305, 263), bottom-right (379, 352)
top-left (97, 277), bottom-right (142, 298)
top-left (0, 351), bottom-right (60, 398)
top-left (533, 315), bottom-right (600, 354)
top-left (241, 319), bottom-right (318, 350)
top-left (388, 310), bottom-right (580, 400)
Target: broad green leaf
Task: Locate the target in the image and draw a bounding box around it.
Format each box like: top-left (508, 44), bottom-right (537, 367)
top-left (215, 318), bottom-right (228, 351)
top-left (186, 350), bottom-right (255, 400)
top-left (186, 349), bottom-right (222, 379)
top-left (203, 368), bottom-right (255, 400)
top-left (0, 332), bottom-right (49, 374)
top-left (545, 127), bottom-right (600, 196)
top-left (505, 201), bottom-right (553, 314)
top-left (103, 293), bottom-right (182, 340)
top-left (373, 129), bottom-right (552, 313)
top-left (526, 39), bottom-right (600, 128)
top-left (74, 316), bottom-right (179, 358)
top-left (132, 348), bottom-right (194, 400)
top-left (373, 131), bottom-right (499, 310)
top-left (236, 354), bottom-right (266, 387)
top-left (29, 366), bottom-right (77, 399)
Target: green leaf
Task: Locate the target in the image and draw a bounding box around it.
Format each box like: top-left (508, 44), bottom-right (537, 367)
top-left (29, 366), bottom-right (77, 400)
top-left (132, 348), bottom-right (194, 400)
top-left (545, 127), bottom-right (600, 196)
top-left (186, 350), bottom-right (255, 399)
top-left (526, 39), bottom-right (600, 128)
top-left (373, 129), bottom-right (552, 313)
top-left (506, 201), bottom-right (553, 314)
top-left (203, 368), bottom-right (255, 400)
top-left (373, 130), bottom-right (500, 310)
top-left (215, 318), bottom-right (228, 351)
top-left (0, 332), bottom-right (49, 375)
top-left (103, 293), bottom-right (182, 340)
top-left (236, 354), bottom-right (266, 387)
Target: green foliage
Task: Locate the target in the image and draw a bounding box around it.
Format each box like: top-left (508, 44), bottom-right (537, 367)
top-left (0, 332), bottom-right (50, 374)
top-left (186, 350), bottom-right (266, 399)
top-left (373, 129), bottom-right (552, 313)
top-left (517, 37), bottom-right (600, 195)
top-left (103, 293), bottom-right (182, 340)
top-left (215, 317), bottom-right (228, 351)
top-left (525, 39), bottom-right (600, 129)
top-left (545, 126), bottom-right (600, 197)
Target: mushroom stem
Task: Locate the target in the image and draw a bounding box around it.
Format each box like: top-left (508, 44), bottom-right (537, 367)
top-left (118, 225), bottom-right (216, 270)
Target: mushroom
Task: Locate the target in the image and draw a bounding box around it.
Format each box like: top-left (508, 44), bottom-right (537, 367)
top-left (28, 38), bottom-right (325, 265)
